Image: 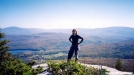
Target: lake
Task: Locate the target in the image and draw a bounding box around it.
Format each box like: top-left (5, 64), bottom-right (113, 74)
top-left (9, 50), bottom-right (38, 55)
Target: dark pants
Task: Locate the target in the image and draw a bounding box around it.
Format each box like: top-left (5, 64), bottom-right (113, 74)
top-left (67, 45), bottom-right (80, 61)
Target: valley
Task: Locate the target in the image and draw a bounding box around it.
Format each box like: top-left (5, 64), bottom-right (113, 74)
top-left (2, 26), bottom-right (134, 72)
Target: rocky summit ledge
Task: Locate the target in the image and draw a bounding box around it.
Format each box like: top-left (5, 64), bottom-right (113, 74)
top-left (32, 63), bottom-right (133, 75)
top-left (82, 63), bottom-right (133, 75)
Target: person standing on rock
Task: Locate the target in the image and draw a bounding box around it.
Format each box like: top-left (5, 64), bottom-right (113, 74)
top-left (68, 29), bottom-right (84, 62)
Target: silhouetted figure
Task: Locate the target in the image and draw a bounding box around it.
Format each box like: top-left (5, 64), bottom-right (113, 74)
top-left (67, 29), bottom-right (83, 62)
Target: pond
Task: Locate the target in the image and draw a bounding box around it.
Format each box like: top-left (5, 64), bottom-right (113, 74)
top-left (9, 49), bottom-right (38, 55)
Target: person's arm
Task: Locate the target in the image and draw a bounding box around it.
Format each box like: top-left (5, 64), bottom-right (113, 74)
top-left (69, 35), bottom-right (72, 43)
top-left (78, 35), bottom-right (83, 44)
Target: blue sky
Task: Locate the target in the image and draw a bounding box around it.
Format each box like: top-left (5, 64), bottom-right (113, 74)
top-left (0, 0), bottom-right (134, 29)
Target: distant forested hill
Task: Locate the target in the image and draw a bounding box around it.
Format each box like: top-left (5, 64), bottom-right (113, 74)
top-left (1, 27), bottom-right (46, 35)
top-left (2, 26), bottom-right (134, 59)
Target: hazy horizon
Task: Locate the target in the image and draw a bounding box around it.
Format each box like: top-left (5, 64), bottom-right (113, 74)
top-left (0, 0), bottom-right (133, 29)
top-left (2, 26), bottom-right (134, 30)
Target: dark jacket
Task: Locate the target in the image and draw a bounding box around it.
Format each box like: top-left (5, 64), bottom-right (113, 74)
top-left (69, 35), bottom-right (83, 46)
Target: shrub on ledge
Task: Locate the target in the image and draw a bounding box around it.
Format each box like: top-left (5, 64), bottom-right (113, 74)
top-left (47, 60), bottom-right (108, 75)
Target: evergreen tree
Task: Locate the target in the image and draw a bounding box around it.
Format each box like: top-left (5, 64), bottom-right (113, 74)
top-left (0, 29), bottom-right (12, 62)
top-left (0, 58), bottom-right (33, 75)
top-left (0, 29), bottom-right (43, 75)
top-left (115, 58), bottom-right (123, 70)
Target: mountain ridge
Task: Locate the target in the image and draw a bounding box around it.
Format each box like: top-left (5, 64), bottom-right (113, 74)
top-left (2, 26), bottom-right (134, 36)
